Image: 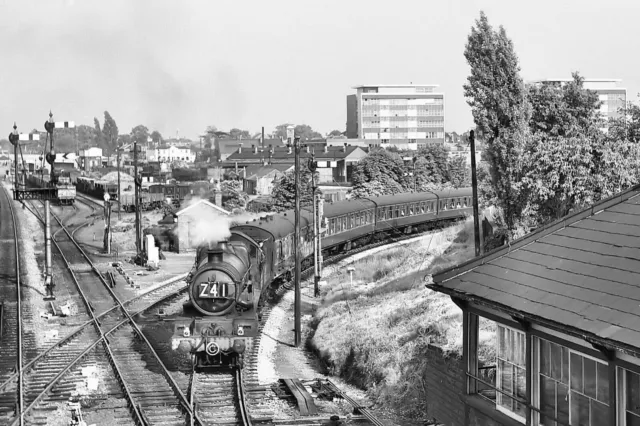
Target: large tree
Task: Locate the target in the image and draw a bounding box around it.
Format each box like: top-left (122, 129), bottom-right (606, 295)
top-left (522, 74), bottom-right (611, 222)
top-left (130, 125), bottom-right (150, 144)
top-left (464, 11), bottom-right (531, 238)
top-left (351, 149), bottom-right (409, 198)
top-left (76, 125), bottom-right (95, 151)
top-left (102, 111), bottom-right (119, 154)
top-left (229, 128), bottom-right (251, 140)
top-left (607, 95), bottom-right (640, 143)
top-left (271, 162), bottom-right (318, 212)
top-left (93, 117), bottom-right (108, 151)
top-left (150, 130), bottom-right (163, 145)
top-left (273, 123), bottom-right (322, 141)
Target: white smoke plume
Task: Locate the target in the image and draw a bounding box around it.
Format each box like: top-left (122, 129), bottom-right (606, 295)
top-left (176, 196), bottom-right (267, 248)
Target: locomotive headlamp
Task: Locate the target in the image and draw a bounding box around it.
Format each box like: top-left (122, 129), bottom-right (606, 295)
top-left (182, 327), bottom-right (191, 337)
top-left (237, 326), bottom-right (244, 336)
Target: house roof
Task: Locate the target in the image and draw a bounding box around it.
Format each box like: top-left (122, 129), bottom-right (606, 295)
top-left (226, 145), bottom-right (365, 162)
top-left (176, 199), bottom-right (230, 216)
top-left (429, 184), bottom-right (640, 355)
top-left (243, 164), bottom-right (292, 179)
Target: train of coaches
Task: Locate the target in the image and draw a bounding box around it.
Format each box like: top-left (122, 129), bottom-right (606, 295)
top-left (177, 187), bottom-right (474, 368)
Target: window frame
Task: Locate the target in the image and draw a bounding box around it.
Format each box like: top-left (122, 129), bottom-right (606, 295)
top-left (533, 337), bottom-right (610, 426)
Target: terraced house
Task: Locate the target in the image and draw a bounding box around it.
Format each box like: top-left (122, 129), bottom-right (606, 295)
top-left (429, 185), bottom-right (640, 426)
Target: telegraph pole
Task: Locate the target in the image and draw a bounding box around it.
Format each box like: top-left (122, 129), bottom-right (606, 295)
top-left (134, 141), bottom-right (141, 260)
top-left (308, 153), bottom-right (321, 297)
top-left (469, 130), bottom-right (481, 257)
top-left (116, 142), bottom-right (121, 220)
top-left (293, 136), bottom-right (302, 347)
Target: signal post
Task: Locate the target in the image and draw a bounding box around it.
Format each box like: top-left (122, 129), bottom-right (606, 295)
top-left (9, 112), bottom-right (74, 300)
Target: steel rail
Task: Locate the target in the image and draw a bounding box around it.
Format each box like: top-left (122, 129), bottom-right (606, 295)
top-left (236, 369), bottom-right (253, 426)
top-left (47, 204), bottom-right (203, 425)
top-left (3, 183), bottom-right (24, 425)
top-left (13, 200), bottom-right (145, 426)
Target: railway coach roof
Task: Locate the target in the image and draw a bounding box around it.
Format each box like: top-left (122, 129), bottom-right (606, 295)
top-left (322, 198), bottom-right (376, 216)
top-left (368, 191), bottom-right (441, 207)
top-left (241, 209), bottom-right (312, 240)
top-left (429, 183), bottom-right (640, 354)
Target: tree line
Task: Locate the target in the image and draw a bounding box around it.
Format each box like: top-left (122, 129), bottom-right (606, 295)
top-left (465, 11), bottom-right (640, 242)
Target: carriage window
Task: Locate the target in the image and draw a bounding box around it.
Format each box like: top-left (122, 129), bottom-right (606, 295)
top-left (401, 205), bottom-right (406, 216)
top-left (421, 202), bottom-right (426, 213)
top-left (350, 215), bottom-right (355, 229)
top-left (463, 197), bottom-right (468, 207)
top-left (456, 198), bottom-right (461, 208)
top-left (342, 216), bottom-right (347, 230)
top-left (442, 201), bottom-right (447, 210)
top-left (356, 213), bottom-right (361, 227)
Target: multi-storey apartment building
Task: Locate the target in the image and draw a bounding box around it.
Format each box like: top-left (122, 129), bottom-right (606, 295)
top-left (346, 84), bottom-right (445, 149)
top-left (530, 78), bottom-right (627, 125)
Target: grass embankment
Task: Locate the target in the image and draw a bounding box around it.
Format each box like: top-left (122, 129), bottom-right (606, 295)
top-left (309, 219), bottom-right (496, 417)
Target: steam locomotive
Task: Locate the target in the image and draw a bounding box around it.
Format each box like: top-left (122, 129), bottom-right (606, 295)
top-left (174, 188), bottom-right (474, 369)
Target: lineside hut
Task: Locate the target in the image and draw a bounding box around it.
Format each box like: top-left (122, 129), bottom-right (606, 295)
top-left (428, 184), bottom-right (640, 426)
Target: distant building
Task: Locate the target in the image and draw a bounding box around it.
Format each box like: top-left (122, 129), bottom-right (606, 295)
top-left (224, 144), bottom-right (367, 183)
top-left (148, 145), bottom-right (196, 163)
top-left (446, 145), bottom-right (483, 166)
top-left (79, 147), bottom-right (103, 171)
top-left (242, 164), bottom-right (293, 195)
top-left (346, 84), bottom-right (445, 149)
top-left (530, 78), bottom-right (627, 126)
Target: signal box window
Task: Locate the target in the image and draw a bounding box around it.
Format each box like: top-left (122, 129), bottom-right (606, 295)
top-left (467, 317), bottom-right (527, 423)
top-left (619, 368), bottom-right (640, 426)
top-left (537, 338), bottom-right (608, 426)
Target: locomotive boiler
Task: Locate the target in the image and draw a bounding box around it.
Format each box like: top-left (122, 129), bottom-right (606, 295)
top-left (176, 232), bottom-right (264, 369)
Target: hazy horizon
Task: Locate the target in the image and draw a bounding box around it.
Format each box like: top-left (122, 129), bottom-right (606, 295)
top-left (1, 0), bottom-right (638, 140)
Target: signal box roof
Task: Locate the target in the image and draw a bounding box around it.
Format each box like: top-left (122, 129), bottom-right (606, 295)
top-left (429, 184), bottom-right (640, 355)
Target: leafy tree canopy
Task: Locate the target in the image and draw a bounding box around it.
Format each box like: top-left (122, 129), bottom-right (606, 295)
top-left (229, 128), bottom-right (251, 139)
top-left (273, 124), bottom-right (323, 141)
top-left (351, 149), bottom-right (409, 198)
top-left (607, 94), bottom-right (640, 143)
top-left (151, 130), bottom-right (163, 144)
top-left (271, 162), bottom-right (318, 212)
top-left (464, 11), bottom-right (531, 237)
top-left (102, 111), bottom-right (119, 154)
top-left (130, 125), bottom-right (150, 144)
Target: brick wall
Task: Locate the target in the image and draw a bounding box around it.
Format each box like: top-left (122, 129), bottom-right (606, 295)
top-left (424, 345), bottom-right (512, 426)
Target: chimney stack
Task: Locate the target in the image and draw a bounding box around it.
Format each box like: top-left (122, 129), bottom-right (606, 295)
top-left (253, 144), bottom-right (257, 154)
top-left (324, 145), bottom-right (328, 153)
top-left (341, 142), bottom-right (347, 152)
top-left (238, 143), bottom-right (242, 153)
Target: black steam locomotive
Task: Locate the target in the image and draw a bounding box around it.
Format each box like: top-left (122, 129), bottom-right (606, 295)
top-left (174, 188), bottom-right (474, 368)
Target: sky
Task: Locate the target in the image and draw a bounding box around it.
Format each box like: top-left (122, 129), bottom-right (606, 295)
top-left (1, 0), bottom-right (639, 140)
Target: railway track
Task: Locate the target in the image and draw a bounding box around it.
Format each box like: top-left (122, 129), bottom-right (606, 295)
top-left (190, 368), bottom-right (252, 425)
top-left (3, 200), bottom-right (197, 425)
top-left (0, 185), bottom-right (24, 424)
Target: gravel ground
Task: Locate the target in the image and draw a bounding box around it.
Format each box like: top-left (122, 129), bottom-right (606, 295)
top-left (258, 281), bottom-right (402, 425)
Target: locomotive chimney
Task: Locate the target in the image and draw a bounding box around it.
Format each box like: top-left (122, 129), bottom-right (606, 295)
top-left (238, 143), bottom-right (242, 153)
top-left (207, 248), bottom-right (223, 263)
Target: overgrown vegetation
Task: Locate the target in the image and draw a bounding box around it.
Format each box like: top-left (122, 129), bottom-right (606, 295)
top-left (309, 219), bottom-right (491, 418)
